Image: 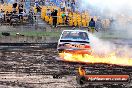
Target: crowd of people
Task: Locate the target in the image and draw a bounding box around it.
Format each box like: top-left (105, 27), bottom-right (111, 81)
top-left (41, 0), bottom-right (103, 32)
top-left (0, 0), bottom-right (37, 25)
top-left (0, 0), bottom-right (105, 33)
top-left (59, 0), bottom-right (76, 12)
top-left (43, 0), bottom-right (77, 12)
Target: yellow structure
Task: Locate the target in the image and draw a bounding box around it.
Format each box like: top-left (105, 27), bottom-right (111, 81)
top-left (0, 3), bottom-right (13, 12)
top-left (40, 6), bottom-right (91, 27)
top-left (0, 4), bottom-right (99, 28)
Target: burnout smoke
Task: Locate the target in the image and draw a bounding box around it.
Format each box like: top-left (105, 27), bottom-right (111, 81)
top-left (89, 33), bottom-right (116, 56)
top-left (79, 0), bottom-right (132, 35)
top-left (89, 33), bottom-right (132, 58)
top-left (80, 0), bottom-right (132, 16)
top-left (58, 33), bottom-right (132, 66)
top-left (78, 0), bottom-right (132, 56)
top-left (57, 0), bottom-right (132, 66)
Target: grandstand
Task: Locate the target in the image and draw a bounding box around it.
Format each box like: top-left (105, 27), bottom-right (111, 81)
top-left (0, 0), bottom-right (111, 29)
top-left (40, 5), bottom-right (91, 27)
top-left (0, 2), bottom-right (35, 25)
top-left (39, 0), bottom-right (111, 28)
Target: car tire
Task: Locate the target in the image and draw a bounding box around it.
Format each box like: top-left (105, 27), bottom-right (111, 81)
top-left (76, 76), bottom-right (86, 85)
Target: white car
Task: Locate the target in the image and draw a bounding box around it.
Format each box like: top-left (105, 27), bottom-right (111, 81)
top-left (57, 30), bottom-right (92, 54)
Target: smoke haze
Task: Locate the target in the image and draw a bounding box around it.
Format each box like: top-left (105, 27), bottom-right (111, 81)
top-left (80, 0), bottom-right (132, 17)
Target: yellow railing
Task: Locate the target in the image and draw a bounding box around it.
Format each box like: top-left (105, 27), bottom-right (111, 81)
top-left (41, 6), bottom-right (92, 27)
top-left (0, 3), bottom-right (13, 12)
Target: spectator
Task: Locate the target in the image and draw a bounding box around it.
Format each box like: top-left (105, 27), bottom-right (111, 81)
top-left (0, 10), bottom-right (4, 23)
top-left (28, 10), bottom-right (34, 25)
top-left (56, 0), bottom-right (60, 7)
top-left (109, 18), bottom-right (114, 29)
top-left (61, 12), bottom-right (66, 24)
top-left (51, 2), bottom-right (54, 6)
top-left (12, 0), bottom-right (17, 13)
top-left (46, 8), bottom-right (51, 16)
top-left (65, 10), bottom-right (69, 16)
top-left (51, 9), bottom-right (58, 27)
top-left (25, 0), bottom-right (31, 13)
top-left (71, 0), bottom-right (75, 12)
top-left (89, 18), bottom-right (95, 33)
top-left (65, 10), bottom-right (69, 25)
top-left (1, 0), bottom-right (4, 4)
top-left (35, 0), bottom-right (41, 13)
top-left (0, 11), bottom-right (4, 18)
top-left (60, 1), bottom-right (65, 11)
top-left (95, 18), bottom-right (102, 31)
top-left (6, 11), bottom-right (11, 23)
top-left (6, 11), bottom-right (9, 16)
top-left (61, 12), bottom-right (66, 18)
top-left (45, 0), bottom-right (50, 6)
top-left (22, 9), bottom-right (27, 17)
top-left (10, 12), bottom-right (20, 25)
top-left (18, 2), bottom-right (24, 20)
top-left (40, 0), bottom-right (45, 5)
top-left (65, 0), bottom-right (71, 11)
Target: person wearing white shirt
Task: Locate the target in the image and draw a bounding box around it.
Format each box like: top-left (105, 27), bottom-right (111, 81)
top-left (60, 1), bottom-right (65, 11)
top-left (66, 0), bottom-right (71, 11)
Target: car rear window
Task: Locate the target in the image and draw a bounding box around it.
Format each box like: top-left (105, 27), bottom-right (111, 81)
top-left (61, 31), bottom-right (89, 40)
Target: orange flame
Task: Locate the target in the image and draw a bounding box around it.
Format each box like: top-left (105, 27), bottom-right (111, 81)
top-left (59, 51), bottom-right (132, 66)
top-left (78, 67), bottom-right (86, 76)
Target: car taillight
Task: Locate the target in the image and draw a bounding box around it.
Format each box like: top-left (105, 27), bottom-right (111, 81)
top-left (85, 45), bottom-right (91, 48)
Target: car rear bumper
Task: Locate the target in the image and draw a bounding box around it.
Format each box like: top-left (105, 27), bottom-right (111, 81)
top-left (58, 48), bottom-right (92, 55)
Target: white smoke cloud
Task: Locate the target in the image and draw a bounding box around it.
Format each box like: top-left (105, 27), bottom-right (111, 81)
top-left (88, 33), bottom-right (132, 57)
top-left (89, 33), bottom-right (116, 55)
top-left (82, 0), bottom-right (132, 10)
top-left (79, 0), bottom-right (132, 35)
top-left (80, 0), bottom-right (132, 17)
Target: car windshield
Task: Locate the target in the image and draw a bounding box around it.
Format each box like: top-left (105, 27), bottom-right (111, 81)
top-left (61, 31), bottom-right (89, 41)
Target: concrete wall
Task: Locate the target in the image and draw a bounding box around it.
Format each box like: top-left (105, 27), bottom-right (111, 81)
top-left (0, 36), bottom-right (58, 43)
